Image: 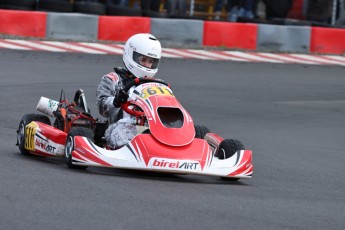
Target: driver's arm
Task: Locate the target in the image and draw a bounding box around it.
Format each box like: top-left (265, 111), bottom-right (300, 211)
top-left (96, 74), bottom-right (121, 119)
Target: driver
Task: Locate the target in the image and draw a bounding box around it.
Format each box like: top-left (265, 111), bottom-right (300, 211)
top-left (96, 33), bottom-right (162, 149)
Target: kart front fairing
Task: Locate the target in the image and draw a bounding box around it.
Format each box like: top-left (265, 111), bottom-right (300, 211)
top-left (71, 134), bottom-right (253, 178)
top-left (128, 83), bottom-right (195, 147)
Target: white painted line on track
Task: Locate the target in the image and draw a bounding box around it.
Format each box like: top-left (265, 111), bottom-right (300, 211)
top-left (0, 41), bottom-right (31, 50)
top-left (112, 44), bottom-right (124, 48)
top-left (6, 39), bottom-right (67, 52)
top-left (224, 51), bottom-right (285, 63)
top-left (257, 52), bottom-right (319, 65)
top-left (310, 55), bottom-right (345, 66)
top-left (289, 54), bottom-right (345, 66)
top-left (163, 48), bottom-right (217, 60)
top-left (161, 52), bottom-right (183, 58)
top-left (78, 42), bottom-right (123, 54)
top-left (186, 49), bottom-right (249, 61)
top-left (323, 55), bottom-right (345, 63)
top-left (41, 41), bottom-right (107, 54)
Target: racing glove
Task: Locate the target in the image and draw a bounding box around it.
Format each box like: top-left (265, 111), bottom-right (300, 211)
top-left (113, 89), bottom-right (129, 108)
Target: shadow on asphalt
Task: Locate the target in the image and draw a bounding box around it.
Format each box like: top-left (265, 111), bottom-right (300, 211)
top-left (15, 151), bottom-right (251, 186)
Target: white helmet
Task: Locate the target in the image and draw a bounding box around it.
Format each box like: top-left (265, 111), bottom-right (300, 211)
top-left (123, 33), bottom-right (162, 78)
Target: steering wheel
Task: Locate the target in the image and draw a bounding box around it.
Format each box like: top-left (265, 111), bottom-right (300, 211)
top-left (121, 101), bottom-right (144, 117)
top-left (120, 77), bottom-right (170, 117)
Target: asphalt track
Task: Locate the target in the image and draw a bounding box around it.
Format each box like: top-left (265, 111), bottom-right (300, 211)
top-left (1, 49), bottom-right (344, 230)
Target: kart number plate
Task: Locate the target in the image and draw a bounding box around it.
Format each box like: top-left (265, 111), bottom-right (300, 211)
top-left (140, 86), bottom-right (173, 100)
top-left (25, 122), bottom-right (37, 151)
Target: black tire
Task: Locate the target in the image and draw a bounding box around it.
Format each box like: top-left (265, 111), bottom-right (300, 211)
top-left (94, 120), bottom-right (108, 146)
top-left (37, 0), bottom-right (74, 13)
top-left (2, 0), bottom-right (36, 10)
top-left (217, 139), bottom-right (245, 160)
top-left (106, 5), bottom-right (142, 16)
top-left (74, 2), bottom-right (106, 15)
top-left (218, 139), bottom-right (245, 181)
top-left (194, 125), bottom-right (210, 139)
top-left (65, 127), bottom-right (94, 169)
top-left (17, 114), bottom-right (51, 155)
top-left (142, 10), bottom-right (168, 18)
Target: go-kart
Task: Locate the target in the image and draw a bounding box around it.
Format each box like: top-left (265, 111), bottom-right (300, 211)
top-left (16, 78), bottom-right (253, 181)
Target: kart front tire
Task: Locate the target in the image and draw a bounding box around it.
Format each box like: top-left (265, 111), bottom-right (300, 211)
top-left (65, 127), bottom-right (94, 170)
top-left (218, 139), bottom-right (245, 181)
top-left (217, 139), bottom-right (245, 159)
top-left (194, 125), bottom-right (210, 139)
top-left (17, 114), bottom-right (51, 155)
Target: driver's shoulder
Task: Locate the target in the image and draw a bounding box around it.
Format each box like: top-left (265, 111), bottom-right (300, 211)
top-left (104, 67), bottom-right (131, 82)
top-left (103, 71), bottom-right (120, 82)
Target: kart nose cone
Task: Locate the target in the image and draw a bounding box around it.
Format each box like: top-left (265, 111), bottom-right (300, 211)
top-left (145, 96), bottom-right (195, 146)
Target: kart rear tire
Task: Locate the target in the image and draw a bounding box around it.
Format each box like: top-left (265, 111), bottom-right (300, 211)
top-left (17, 114), bottom-right (51, 155)
top-left (217, 139), bottom-right (245, 159)
top-left (65, 127), bottom-right (94, 170)
top-left (194, 125), bottom-right (210, 139)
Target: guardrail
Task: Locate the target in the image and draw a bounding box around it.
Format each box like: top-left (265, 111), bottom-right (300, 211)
top-left (0, 9), bottom-right (344, 54)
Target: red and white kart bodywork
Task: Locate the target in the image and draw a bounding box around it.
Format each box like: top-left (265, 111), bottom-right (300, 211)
top-left (69, 80), bottom-right (253, 179)
top-left (73, 133), bottom-right (253, 179)
top-left (21, 120), bottom-right (67, 158)
top-left (17, 79), bottom-right (253, 180)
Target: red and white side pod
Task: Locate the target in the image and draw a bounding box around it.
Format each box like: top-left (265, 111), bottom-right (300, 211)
top-left (25, 121), bottom-right (67, 157)
top-left (71, 132), bottom-right (253, 179)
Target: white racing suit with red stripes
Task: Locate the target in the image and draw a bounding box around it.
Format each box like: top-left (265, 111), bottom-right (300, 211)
top-left (96, 67), bottom-right (138, 149)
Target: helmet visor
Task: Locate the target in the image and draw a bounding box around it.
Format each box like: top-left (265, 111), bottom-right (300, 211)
top-left (133, 51), bottom-right (160, 69)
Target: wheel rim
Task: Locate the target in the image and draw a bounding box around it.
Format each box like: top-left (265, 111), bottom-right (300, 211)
top-left (65, 136), bottom-right (74, 159)
top-left (17, 123), bottom-right (25, 146)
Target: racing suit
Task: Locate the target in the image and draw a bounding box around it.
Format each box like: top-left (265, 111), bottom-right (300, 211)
top-left (96, 67), bottom-right (138, 149)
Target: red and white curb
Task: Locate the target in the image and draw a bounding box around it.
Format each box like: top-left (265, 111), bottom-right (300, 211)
top-left (1, 39), bottom-right (344, 66)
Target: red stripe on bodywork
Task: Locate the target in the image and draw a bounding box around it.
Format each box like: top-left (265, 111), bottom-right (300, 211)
top-left (132, 137), bottom-right (150, 165)
top-left (74, 137), bottom-right (112, 166)
top-left (229, 150), bottom-right (253, 176)
top-left (36, 122), bottom-right (67, 145)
